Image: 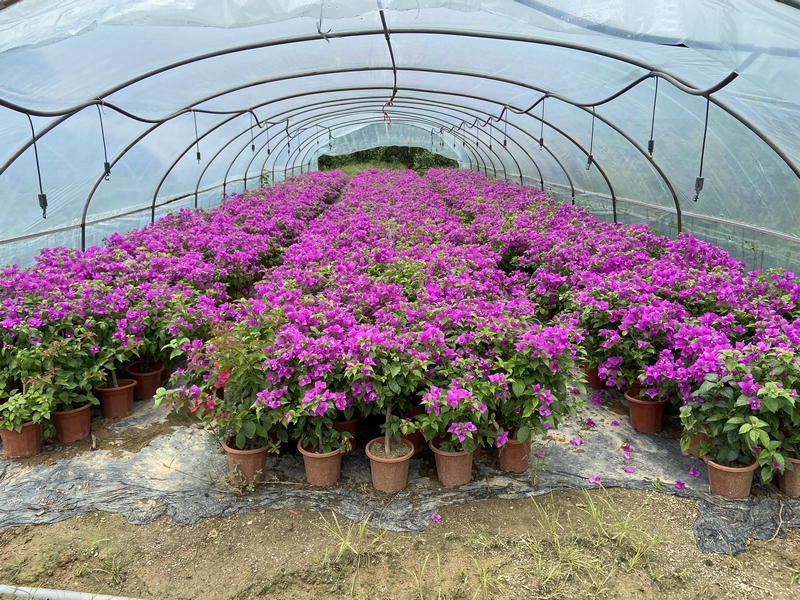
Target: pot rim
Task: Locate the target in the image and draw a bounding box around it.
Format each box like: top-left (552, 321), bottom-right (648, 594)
top-left (624, 389), bottom-right (670, 404)
top-left (297, 439), bottom-right (342, 458)
top-left (365, 437), bottom-right (414, 463)
top-left (94, 378), bottom-right (137, 391)
top-left (428, 439), bottom-right (470, 457)
top-left (222, 438), bottom-right (269, 455)
top-left (706, 457), bottom-right (759, 472)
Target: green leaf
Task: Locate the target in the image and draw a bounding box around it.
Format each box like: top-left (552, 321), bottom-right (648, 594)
top-left (517, 426), bottom-right (530, 442)
top-left (512, 380), bottom-right (526, 398)
top-left (241, 420), bottom-right (256, 439)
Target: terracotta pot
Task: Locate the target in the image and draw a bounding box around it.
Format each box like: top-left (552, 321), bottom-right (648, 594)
top-left (126, 361), bottom-right (165, 400)
top-left (52, 402), bottom-right (92, 443)
top-left (779, 456), bottom-right (800, 497)
top-left (707, 458), bottom-right (758, 499)
top-left (624, 389), bottom-right (669, 433)
top-left (297, 440), bottom-right (342, 487)
top-left (402, 429), bottom-right (425, 457)
top-left (429, 440), bottom-right (473, 487)
top-left (496, 438), bottom-right (531, 473)
top-left (160, 362), bottom-right (172, 384)
top-left (365, 437), bottom-right (414, 493)
top-left (222, 439), bottom-right (269, 485)
top-left (685, 431), bottom-right (713, 459)
top-left (584, 366), bottom-right (604, 390)
top-left (332, 416), bottom-right (360, 455)
top-left (94, 379), bottom-right (137, 419)
top-left (0, 421), bottom-right (42, 458)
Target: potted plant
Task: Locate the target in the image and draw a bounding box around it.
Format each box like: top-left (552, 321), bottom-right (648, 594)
top-left (679, 345), bottom-right (792, 498)
top-left (287, 380), bottom-right (352, 487)
top-left (43, 327), bottom-right (105, 443)
top-left (156, 317), bottom-right (284, 485)
top-left (0, 383), bottom-right (55, 458)
top-left (356, 349), bottom-right (427, 493)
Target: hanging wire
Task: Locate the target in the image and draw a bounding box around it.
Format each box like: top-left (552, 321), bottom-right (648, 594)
top-left (503, 107), bottom-right (508, 147)
top-left (286, 119), bottom-right (290, 153)
top-left (26, 113), bottom-right (47, 219)
top-left (488, 121), bottom-right (493, 151)
top-left (192, 110), bottom-right (201, 163)
top-left (648, 77), bottom-right (659, 157)
top-left (539, 96), bottom-right (546, 149)
top-left (266, 122), bottom-right (271, 155)
top-left (96, 104), bottom-right (111, 180)
top-left (587, 107), bottom-right (596, 170)
top-left (694, 96), bottom-right (711, 202)
top-left (250, 113), bottom-right (256, 153)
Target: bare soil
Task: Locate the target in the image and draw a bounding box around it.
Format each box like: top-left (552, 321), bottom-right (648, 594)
top-left (0, 488), bottom-right (798, 600)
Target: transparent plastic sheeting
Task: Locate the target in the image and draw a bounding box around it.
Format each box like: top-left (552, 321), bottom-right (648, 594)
top-left (0, 1), bottom-right (799, 271)
top-left (308, 123), bottom-right (462, 171)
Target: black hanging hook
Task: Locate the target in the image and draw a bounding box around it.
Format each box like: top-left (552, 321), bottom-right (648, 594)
top-left (250, 113), bottom-right (256, 153)
top-left (96, 104), bottom-right (111, 180)
top-left (648, 77), bottom-right (659, 157)
top-left (27, 114), bottom-right (47, 219)
top-left (587, 107), bottom-right (596, 170)
top-left (694, 96), bottom-right (711, 202)
top-left (192, 110), bottom-right (201, 163)
top-left (539, 96), bottom-right (546, 149)
top-left (503, 107), bottom-right (508, 148)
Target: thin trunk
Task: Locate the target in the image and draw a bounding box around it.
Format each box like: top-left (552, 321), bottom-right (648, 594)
top-left (143, 357), bottom-right (151, 372)
top-left (384, 405), bottom-right (391, 457)
top-left (111, 368), bottom-right (119, 388)
top-left (318, 431), bottom-right (323, 453)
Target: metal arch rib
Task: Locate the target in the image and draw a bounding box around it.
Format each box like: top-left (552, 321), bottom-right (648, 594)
top-left (3, 24), bottom-right (795, 189)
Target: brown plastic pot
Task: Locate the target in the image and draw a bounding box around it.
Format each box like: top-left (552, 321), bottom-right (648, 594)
top-left (707, 458), bottom-right (758, 499)
top-left (365, 437), bottom-right (414, 493)
top-left (126, 361), bottom-right (165, 400)
top-left (624, 389), bottom-right (670, 433)
top-left (429, 440), bottom-right (473, 487)
top-left (222, 439), bottom-right (269, 485)
top-left (94, 379), bottom-right (137, 419)
top-left (297, 440), bottom-right (342, 487)
top-left (685, 431), bottom-right (713, 458)
top-left (584, 366), bottom-right (605, 390)
top-left (779, 456), bottom-right (800, 497)
top-left (332, 416), bottom-right (360, 455)
top-left (0, 421), bottom-right (42, 458)
top-left (402, 429), bottom-right (425, 457)
top-left (52, 402), bottom-right (92, 443)
top-left (496, 438), bottom-right (531, 473)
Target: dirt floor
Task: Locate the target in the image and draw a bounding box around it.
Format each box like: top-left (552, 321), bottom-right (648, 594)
top-left (0, 487), bottom-right (798, 600)
top-left (1, 405), bottom-right (799, 599)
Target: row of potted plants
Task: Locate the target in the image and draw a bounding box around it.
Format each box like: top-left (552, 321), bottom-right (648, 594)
top-left (426, 168), bottom-right (800, 498)
top-left (156, 169), bottom-right (585, 490)
top-left (1, 172), bottom-right (351, 457)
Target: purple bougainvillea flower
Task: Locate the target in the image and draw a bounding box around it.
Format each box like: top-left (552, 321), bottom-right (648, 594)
top-left (534, 449), bottom-right (546, 458)
top-left (622, 451), bottom-right (632, 460)
top-left (620, 443), bottom-right (632, 452)
top-left (570, 437), bottom-right (583, 446)
top-left (610, 420), bottom-right (620, 427)
top-left (496, 430), bottom-right (509, 448)
top-left (674, 480), bottom-right (686, 490)
top-left (585, 418), bottom-right (596, 427)
top-left (590, 392), bottom-right (603, 406)
top-left (688, 466), bottom-right (701, 478)
top-left (773, 461), bottom-right (781, 470)
top-left (431, 513), bottom-right (441, 522)
top-left (589, 474), bottom-right (601, 486)
top-left (623, 466), bottom-right (635, 474)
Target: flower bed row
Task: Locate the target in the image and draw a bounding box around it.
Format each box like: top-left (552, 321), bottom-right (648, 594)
top-left (0, 171), bottom-right (349, 453)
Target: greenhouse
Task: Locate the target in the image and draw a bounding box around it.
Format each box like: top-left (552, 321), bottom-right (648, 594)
top-left (1, 1), bottom-right (800, 599)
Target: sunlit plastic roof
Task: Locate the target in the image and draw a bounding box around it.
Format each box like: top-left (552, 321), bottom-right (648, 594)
top-left (1, 0), bottom-right (799, 269)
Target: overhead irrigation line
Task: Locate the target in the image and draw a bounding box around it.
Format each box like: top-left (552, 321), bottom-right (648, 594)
top-left (4, 24), bottom-right (794, 186)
